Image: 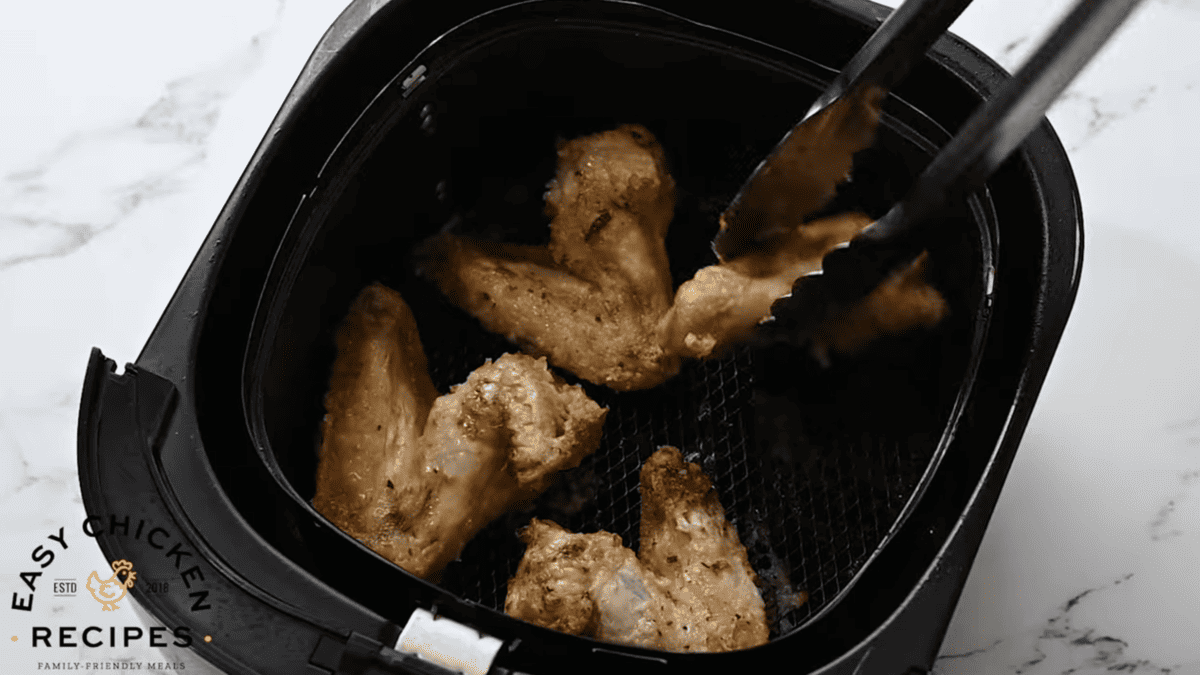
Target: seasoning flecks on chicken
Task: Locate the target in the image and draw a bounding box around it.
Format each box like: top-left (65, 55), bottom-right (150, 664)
top-left (417, 124), bottom-right (679, 391)
top-left (660, 212), bottom-right (874, 359)
top-left (637, 446), bottom-right (769, 651)
top-left (417, 232), bottom-right (678, 392)
top-left (314, 283), bottom-right (607, 580)
top-left (544, 123), bottom-right (676, 318)
top-left (420, 125), bottom-right (951, 389)
top-left (313, 283), bottom-right (438, 547)
top-left (504, 520), bottom-right (659, 644)
top-left (504, 447), bottom-right (769, 653)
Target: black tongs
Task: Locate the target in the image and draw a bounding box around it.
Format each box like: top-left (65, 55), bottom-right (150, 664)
top-left (714, 0), bottom-right (976, 260)
top-left (731, 0), bottom-right (1147, 348)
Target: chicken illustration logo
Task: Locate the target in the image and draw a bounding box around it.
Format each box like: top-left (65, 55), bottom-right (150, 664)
top-left (85, 559), bottom-right (137, 611)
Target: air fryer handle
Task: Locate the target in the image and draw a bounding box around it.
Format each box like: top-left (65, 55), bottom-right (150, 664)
top-left (79, 348), bottom-right (178, 456)
top-left (77, 348), bottom-right (433, 675)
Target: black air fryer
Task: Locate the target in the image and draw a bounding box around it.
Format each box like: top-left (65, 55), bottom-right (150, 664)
top-left (77, 0), bottom-right (1082, 673)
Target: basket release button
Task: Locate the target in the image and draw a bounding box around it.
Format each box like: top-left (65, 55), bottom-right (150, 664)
top-left (396, 608), bottom-right (503, 675)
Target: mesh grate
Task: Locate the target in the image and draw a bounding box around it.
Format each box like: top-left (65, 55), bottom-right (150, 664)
top-left (424, 325), bottom-right (941, 637)
top-left (325, 139), bottom-right (960, 639)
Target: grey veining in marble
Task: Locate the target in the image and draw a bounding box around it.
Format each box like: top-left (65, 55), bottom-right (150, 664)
top-left (0, 6), bottom-right (280, 272)
top-left (2, 0), bottom-right (1198, 673)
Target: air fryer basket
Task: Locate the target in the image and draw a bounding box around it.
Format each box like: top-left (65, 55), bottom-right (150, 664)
top-left (78, 0), bottom-right (1081, 673)
top-left (245, 0), bottom-right (996, 645)
top-left (245, 0), bottom-right (991, 635)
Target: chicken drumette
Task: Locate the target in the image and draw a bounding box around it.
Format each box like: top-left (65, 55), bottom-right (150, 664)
top-left (505, 446), bottom-right (769, 652)
top-left (314, 283), bottom-right (607, 580)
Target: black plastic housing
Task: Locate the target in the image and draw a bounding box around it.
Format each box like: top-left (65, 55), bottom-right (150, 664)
top-left (77, 1), bottom-right (1082, 674)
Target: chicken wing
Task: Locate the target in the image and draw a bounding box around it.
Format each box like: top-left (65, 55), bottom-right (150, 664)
top-left (660, 211), bottom-right (874, 359)
top-left (505, 447), bottom-right (769, 652)
top-left (416, 124), bottom-right (680, 391)
top-left (420, 125), bottom-right (950, 390)
top-left (503, 519), bottom-right (658, 644)
top-left (314, 283), bottom-right (437, 544)
top-left (314, 283), bottom-right (608, 580)
top-left (543, 123), bottom-right (676, 318)
top-left (637, 446), bottom-right (769, 651)
top-left (417, 233), bottom-right (678, 391)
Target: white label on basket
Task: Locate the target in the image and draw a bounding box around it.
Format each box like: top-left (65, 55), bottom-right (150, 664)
top-left (396, 608), bottom-right (503, 675)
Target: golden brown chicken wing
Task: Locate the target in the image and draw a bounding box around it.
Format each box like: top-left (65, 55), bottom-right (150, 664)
top-left (314, 283), bottom-right (608, 580)
top-left (420, 125), bottom-right (950, 390)
top-left (314, 283), bottom-right (437, 543)
top-left (637, 447), bottom-right (770, 651)
top-left (417, 232), bottom-right (678, 392)
top-left (660, 211), bottom-right (874, 359)
top-left (417, 124), bottom-right (680, 391)
top-left (505, 447), bottom-right (769, 652)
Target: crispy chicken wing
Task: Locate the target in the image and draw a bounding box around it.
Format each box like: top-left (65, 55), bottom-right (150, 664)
top-left (505, 447), bottom-right (769, 652)
top-left (314, 283), bottom-right (607, 580)
top-left (417, 124), bottom-right (679, 391)
top-left (660, 211), bottom-right (874, 359)
top-left (637, 447), bottom-right (769, 650)
top-left (543, 123), bottom-right (676, 317)
top-left (420, 125), bottom-right (949, 390)
top-left (417, 232), bottom-right (678, 391)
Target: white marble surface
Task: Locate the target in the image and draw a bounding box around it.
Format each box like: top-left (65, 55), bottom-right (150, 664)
top-left (0, 0), bottom-right (1197, 673)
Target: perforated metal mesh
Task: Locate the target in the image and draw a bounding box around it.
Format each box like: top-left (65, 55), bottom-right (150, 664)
top-left (335, 124), bottom-right (961, 639)
top-left (423, 329), bottom-right (940, 637)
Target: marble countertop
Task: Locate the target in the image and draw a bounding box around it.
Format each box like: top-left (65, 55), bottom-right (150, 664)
top-left (1, 0), bottom-right (1196, 673)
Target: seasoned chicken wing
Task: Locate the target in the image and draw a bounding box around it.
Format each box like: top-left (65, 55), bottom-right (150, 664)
top-left (314, 283), bottom-right (607, 580)
top-left (418, 124), bottom-right (679, 391)
top-left (505, 447), bottom-right (769, 652)
top-left (660, 211), bottom-right (874, 359)
top-left (420, 125), bottom-right (950, 390)
top-left (417, 232), bottom-right (678, 392)
top-left (637, 446), bottom-right (769, 650)
top-left (543, 123), bottom-right (676, 318)
top-left (314, 283), bottom-right (437, 544)
top-left (503, 520), bottom-right (656, 644)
